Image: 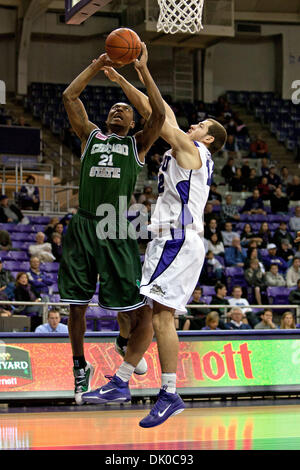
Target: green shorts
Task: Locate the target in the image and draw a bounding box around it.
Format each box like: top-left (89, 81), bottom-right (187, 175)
top-left (58, 208), bottom-right (145, 311)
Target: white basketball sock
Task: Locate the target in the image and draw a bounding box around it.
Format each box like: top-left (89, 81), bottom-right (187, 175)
top-left (116, 361), bottom-right (135, 383)
top-left (161, 373), bottom-right (176, 394)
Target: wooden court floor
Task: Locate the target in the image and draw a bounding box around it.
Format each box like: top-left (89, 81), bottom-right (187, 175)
top-left (1, 399), bottom-right (300, 450)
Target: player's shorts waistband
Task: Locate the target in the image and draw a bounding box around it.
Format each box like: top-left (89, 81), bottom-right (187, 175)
top-left (78, 207), bottom-right (102, 220)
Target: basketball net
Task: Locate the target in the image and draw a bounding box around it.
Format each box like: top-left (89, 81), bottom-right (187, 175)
top-left (157, 0), bottom-right (204, 34)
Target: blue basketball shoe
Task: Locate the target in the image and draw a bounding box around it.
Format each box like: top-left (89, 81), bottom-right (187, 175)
top-left (139, 388), bottom-right (185, 428)
top-left (82, 374), bottom-right (131, 404)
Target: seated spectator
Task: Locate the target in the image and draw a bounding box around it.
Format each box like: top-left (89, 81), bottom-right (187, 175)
top-left (228, 285), bottom-right (258, 327)
top-left (262, 243), bottom-right (287, 274)
top-left (290, 206), bottom-right (300, 233)
top-left (220, 194), bottom-right (240, 223)
top-left (51, 232), bottom-right (63, 262)
top-left (224, 237), bottom-right (247, 267)
top-left (267, 166), bottom-right (281, 190)
top-left (210, 282), bottom-right (230, 319)
top-left (196, 101), bottom-right (207, 121)
top-left (26, 256), bottom-right (53, 297)
top-left (225, 307), bottom-right (252, 330)
top-left (181, 287), bottom-right (210, 331)
top-left (280, 311), bottom-right (296, 330)
top-left (245, 258), bottom-right (266, 304)
top-left (223, 135), bottom-right (241, 159)
top-left (241, 189), bottom-right (266, 215)
top-left (254, 309), bottom-right (278, 329)
top-left (207, 233), bottom-right (225, 257)
top-left (0, 257), bottom-right (15, 300)
top-left (246, 168), bottom-right (260, 192)
top-left (0, 230), bottom-right (12, 251)
top-left (208, 183), bottom-right (222, 206)
top-left (221, 222), bottom-right (240, 247)
top-left (138, 186), bottom-right (157, 204)
top-left (35, 308), bottom-right (68, 333)
top-left (273, 222), bottom-right (294, 248)
top-left (230, 168), bottom-right (245, 192)
top-left (286, 257), bottom-right (300, 288)
top-left (17, 115), bottom-right (30, 127)
top-left (0, 195), bottom-right (26, 224)
top-left (14, 272), bottom-right (43, 323)
top-left (53, 222), bottom-right (66, 238)
top-left (245, 247), bottom-right (265, 273)
top-left (205, 250), bottom-right (224, 281)
top-left (18, 175), bottom-right (40, 210)
top-left (204, 218), bottom-right (221, 240)
top-left (204, 202), bottom-right (220, 225)
top-left (44, 217), bottom-right (60, 241)
top-left (270, 187), bottom-right (289, 214)
top-left (201, 311), bottom-right (221, 331)
top-left (147, 153), bottom-right (161, 180)
top-left (258, 176), bottom-right (272, 201)
top-left (241, 160), bottom-right (251, 182)
top-left (265, 264), bottom-right (286, 287)
top-left (235, 113), bottom-right (249, 137)
top-left (277, 239), bottom-right (295, 265)
top-left (260, 157), bottom-right (270, 177)
top-left (287, 176), bottom-right (300, 201)
top-left (240, 223), bottom-right (262, 248)
top-left (257, 222), bottom-right (273, 248)
top-left (280, 166), bottom-right (292, 193)
top-left (29, 232), bottom-right (55, 262)
top-left (249, 135), bottom-right (269, 159)
top-left (288, 279), bottom-right (300, 304)
top-left (221, 157), bottom-right (236, 184)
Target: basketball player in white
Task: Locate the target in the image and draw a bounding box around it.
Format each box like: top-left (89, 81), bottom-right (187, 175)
top-left (84, 45), bottom-right (227, 427)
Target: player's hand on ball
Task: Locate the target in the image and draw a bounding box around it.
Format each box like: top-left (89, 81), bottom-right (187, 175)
top-left (134, 42), bottom-right (148, 72)
top-left (92, 53), bottom-right (123, 70)
top-left (103, 66), bottom-right (122, 83)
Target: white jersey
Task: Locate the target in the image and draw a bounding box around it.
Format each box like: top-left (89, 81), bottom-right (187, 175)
top-left (148, 141), bottom-right (214, 236)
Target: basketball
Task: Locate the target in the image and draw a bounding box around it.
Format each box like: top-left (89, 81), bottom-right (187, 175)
top-left (105, 28), bottom-right (142, 65)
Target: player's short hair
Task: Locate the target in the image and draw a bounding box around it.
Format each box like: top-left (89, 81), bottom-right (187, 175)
top-left (207, 119), bottom-right (227, 154)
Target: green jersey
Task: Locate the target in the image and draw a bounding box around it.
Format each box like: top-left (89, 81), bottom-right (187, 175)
top-left (79, 128), bottom-right (144, 214)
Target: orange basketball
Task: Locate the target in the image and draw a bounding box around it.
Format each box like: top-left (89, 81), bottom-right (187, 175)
top-left (105, 28), bottom-right (142, 65)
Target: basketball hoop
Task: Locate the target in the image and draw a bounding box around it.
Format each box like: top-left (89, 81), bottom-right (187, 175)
top-left (156, 0), bottom-right (204, 34)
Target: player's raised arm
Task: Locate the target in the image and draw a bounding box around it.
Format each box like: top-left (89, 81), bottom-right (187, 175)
top-left (63, 54), bottom-right (118, 146)
top-left (127, 43), bottom-right (166, 162)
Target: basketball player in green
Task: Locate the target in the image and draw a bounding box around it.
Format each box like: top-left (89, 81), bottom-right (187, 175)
top-left (59, 43), bottom-right (165, 405)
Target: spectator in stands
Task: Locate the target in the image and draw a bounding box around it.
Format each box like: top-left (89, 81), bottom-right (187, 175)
top-left (51, 232), bottom-right (63, 262)
top-left (204, 202), bottom-right (220, 225)
top-left (204, 218), bottom-right (221, 240)
top-left (277, 239), bottom-right (295, 265)
top-left (0, 230), bottom-right (12, 251)
top-left (280, 166), bottom-right (292, 193)
top-left (207, 233), bottom-right (225, 257)
top-left (147, 153), bottom-right (161, 180)
top-left (138, 186), bottom-right (157, 204)
top-left (180, 287), bottom-right (210, 331)
top-left (262, 243), bottom-right (287, 274)
top-left (44, 217), bottom-right (60, 241)
top-left (241, 160), bottom-right (251, 182)
top-left (265, 263), bottom-right (286, 287)
top-left (17, 115), bottom-right (30, 127)
top-left (245, 247), bottom-right (265, 273)
top-left (225, 307), bottom-right (252, 330)
top-left (287, 176), bottom-right (300, 201)
top-left (230, 168), bottom-right (245, 192)
top-left (221, 157), bottom-right (236, 184)
top-left (53, 222), bottom-right (65, 238)
top-left (258, 176), bottom-right (272, 200)
top-left (228, 285), bottom-right (258, 327)
top-left (273, 221), bottom-right (294, 248)
top-left (267, 166), bottom-right (281, 190)
top-left (289, 206), bottom-right (300, 233)
top-left (270, 187), bottom-right (289, 214)
top-left (223, 135), bottom-right (241, 160)
top-left (241, 189), bottom-right (266, 215)
top-left (286, 257), bottom-right (300, 288)
top-left (0, 195), bottom-right (26, 224)
top-left (235, 113), bottom-right (249, 137)
top-left (14, 272), bottom-right (43, 316)
top-left (254, 309), bottom-right (278, 330)
top-left (196, 101), bottom-right (207, 121)
top-left (19, 175), bottom-right (40, 210)
top-left (224, 236), bottom-right (247, 267)
top-left (0, 257), bottom-right (15, 301)
top-left (249, 135), bottom-right (269, 159)
top-left (240, 224), bottom-right (262, 248)
top-left (280, 311), bottom-right (296, 330)
top-left (205, 250), bottom-right (224, 281)
top-left (208, 183), bottom-right (222, 206)
top-left (28, 232), bottom-right (55, 262)
top-left (221, 221), bottom-right (240, 247)
top-left (35, 308), bottom-right (68, 334)
top-left (260, 157), bottom-right (270, 177)
top-left (201, 311), bottom-right (221, 331)
top-left (220, 194), bottom-right (240, 223)
top-left (27, 256), bottom-right (53, 297)
top-left (210, 282), bottom-right (230, 318)
top-left (245, 258), bottom-right (266, 305)
top-left (246, 168), bottom-right (260, 192)
top-left (288, 279), bottom-right (300, 305)
top-left (257, 222), bottom-right (273, 248)
top-left (59, 208), bottom-right (77, 228)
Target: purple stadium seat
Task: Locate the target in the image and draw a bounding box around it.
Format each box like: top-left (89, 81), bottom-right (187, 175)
top-left (202, 296), bottom-right (212, 305)
top-left (10, 233), bottom-right (36, 242)
top-left (28, 216), bottom-right (51, 224)
top-left (267, 287), bottom-right (294, 305)
top-left (0, 251), bottom-right (10, 260)
top-left (49, 294), bottom-right (61, 302)
top-left (11, 225), bottom-right (34, 233)
top-left (0, 223), bottom-right (16, 232)
top-left (7, 251), bottom-right (29, 261)
top-left (31, 224), bottom-right (47, 232)
top-left (3, 260), bottom-right (26, 271)
top-left (201, 285), bottom-right (216, 296)
top-left (41, 262), bottom-right (60, 272)
top-left (12, 241), bottom-right (24, 249)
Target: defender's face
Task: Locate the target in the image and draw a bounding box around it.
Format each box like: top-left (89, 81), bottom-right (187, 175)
top-left (106, 103), bottom-right (134, 130)
top-left (187, 120), bottom-right (212, 142)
